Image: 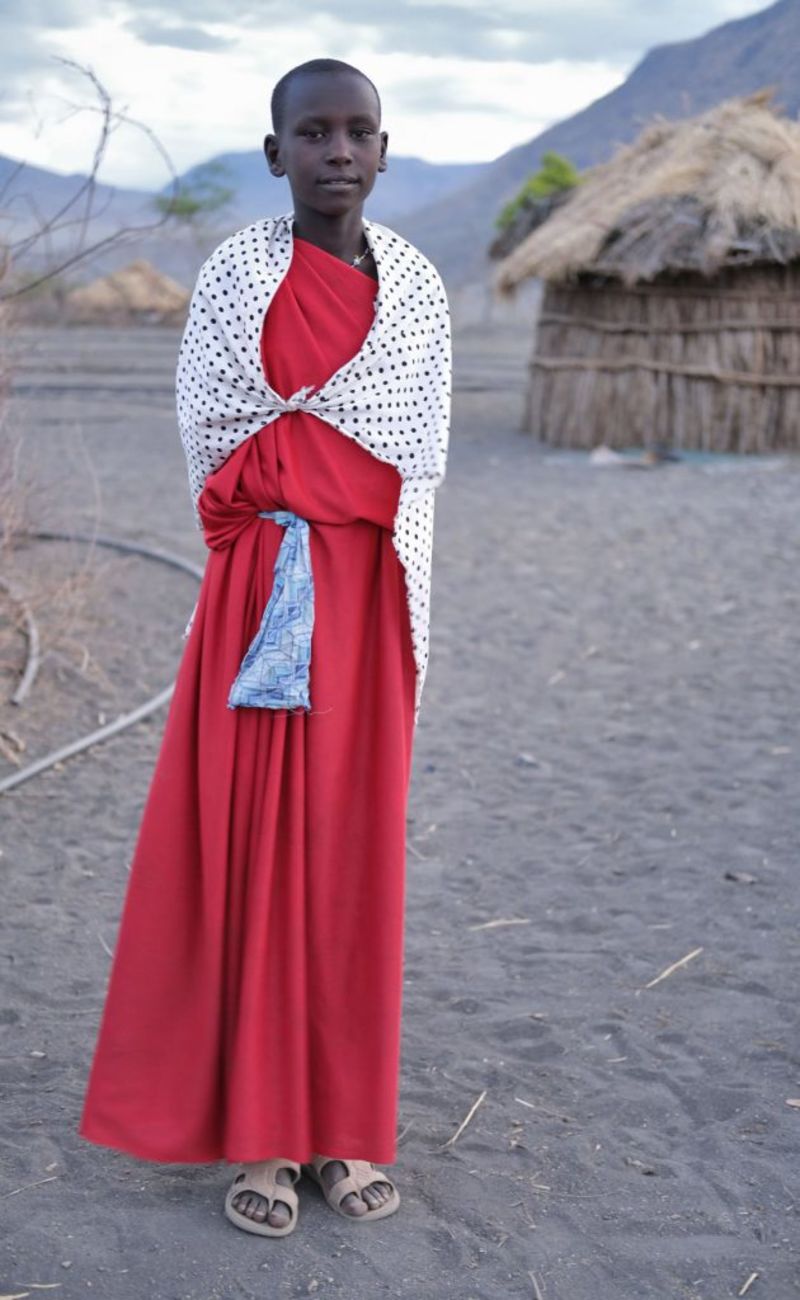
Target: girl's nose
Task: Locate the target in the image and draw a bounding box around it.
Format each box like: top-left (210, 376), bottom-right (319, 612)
top-left (325, 131), bottom-right (353, 163)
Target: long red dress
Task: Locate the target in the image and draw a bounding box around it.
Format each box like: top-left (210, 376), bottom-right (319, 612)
top-left (79, 236), bottom-right (417, 1165)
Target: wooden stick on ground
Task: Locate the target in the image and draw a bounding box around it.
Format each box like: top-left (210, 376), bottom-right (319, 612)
top-left (528, 1271), bottom-right (545, 1299)
top-left (469, 917), bottom-right (531, 931)
top-left (96, 929), bottom-right (113, 958)
top-left (1, 1175), bottom-right (58, 1199)
top-left (437, 1089), bottom-right (487, 1149)
top-left (644, 947), bottom-right (703, 989)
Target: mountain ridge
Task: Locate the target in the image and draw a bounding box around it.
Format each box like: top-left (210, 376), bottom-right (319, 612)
top-left (0, 149), bottom-right (488, 261)
top-left (2, 0), bottom-right (797, 292)
top-left (401, 0), bottom-right (800, 283)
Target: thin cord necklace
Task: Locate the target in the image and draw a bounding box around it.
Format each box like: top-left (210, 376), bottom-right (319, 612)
top-left (351, 235), bottom-right (371, 266)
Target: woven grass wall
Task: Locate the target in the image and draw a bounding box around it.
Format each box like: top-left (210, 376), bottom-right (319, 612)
top-left (525, 264), bottom-right (800, 452)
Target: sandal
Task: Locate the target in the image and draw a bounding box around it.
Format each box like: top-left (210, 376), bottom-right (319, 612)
top-left (224, 1158), bottom-right (302, 1237)
top-left (302, 1156), bottom-right (400, 1222)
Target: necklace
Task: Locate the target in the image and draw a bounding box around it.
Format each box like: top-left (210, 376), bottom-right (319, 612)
top-left (351, 235), bottom-right (371, 266)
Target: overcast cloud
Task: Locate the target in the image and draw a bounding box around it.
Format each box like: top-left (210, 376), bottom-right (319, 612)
top-left (0, 0), bottom-right (762, 187)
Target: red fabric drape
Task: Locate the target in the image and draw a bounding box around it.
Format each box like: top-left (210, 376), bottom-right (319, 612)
top-left (79, 236), bottom-right (417, 1164)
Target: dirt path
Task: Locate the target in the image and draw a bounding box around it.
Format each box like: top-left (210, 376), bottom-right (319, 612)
top-left (2, 324), bottom-right (799, 1299)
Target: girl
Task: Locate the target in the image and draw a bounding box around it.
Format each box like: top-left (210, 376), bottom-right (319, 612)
top-left (79, 58), bottom-right (451, 1237)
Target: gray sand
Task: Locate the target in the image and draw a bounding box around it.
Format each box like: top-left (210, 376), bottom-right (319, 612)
top-left (2, 324), bottom-right (799, 1299)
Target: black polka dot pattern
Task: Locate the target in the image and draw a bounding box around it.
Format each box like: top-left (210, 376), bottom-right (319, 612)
top-left (176, 211), bottom-right (452, 719)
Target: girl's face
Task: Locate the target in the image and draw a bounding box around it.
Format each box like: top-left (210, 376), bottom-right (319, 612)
top-left (264, 71), bottom-right (387, 218)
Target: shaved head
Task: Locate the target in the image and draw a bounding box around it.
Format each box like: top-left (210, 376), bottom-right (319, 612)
top-left (271, 58), bottom-right (381, 134)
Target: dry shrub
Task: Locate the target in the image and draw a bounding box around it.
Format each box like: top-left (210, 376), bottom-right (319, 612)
top-left (0, 61), bottom-right (184, 715)
top-left (0, 302), bottom-right (110, 707)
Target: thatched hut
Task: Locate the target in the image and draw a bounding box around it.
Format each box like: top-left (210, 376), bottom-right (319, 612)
top-left (66, 260), bottom-right (189, 325)
top-left (494, 91), bottom-right (800, 454)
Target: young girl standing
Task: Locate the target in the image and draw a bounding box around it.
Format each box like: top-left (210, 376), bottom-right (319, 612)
top-left (79, 58), bottom-right (451, 1237)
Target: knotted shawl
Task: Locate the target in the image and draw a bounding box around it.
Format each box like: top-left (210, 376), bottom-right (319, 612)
top-left (176, 211), bottom-right (452, 719)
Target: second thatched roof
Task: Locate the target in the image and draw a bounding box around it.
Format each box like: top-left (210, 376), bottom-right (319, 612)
top-left (495, 90), bottom-right (800, 294)
top-left (67, 260), bottom-right (189, 322)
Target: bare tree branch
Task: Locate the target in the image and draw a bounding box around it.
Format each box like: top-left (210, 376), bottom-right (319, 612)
top-left (0, 59), bottom-right (182, 301)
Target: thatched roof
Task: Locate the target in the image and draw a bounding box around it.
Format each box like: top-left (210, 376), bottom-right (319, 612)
top-left (495, 90), bottom-right (800, 293)
top-left (66, 260), bottom-right (189, 322)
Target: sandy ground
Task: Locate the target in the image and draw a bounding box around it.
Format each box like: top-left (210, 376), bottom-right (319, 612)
top-left (2, 323), bottom-right (800, 1300)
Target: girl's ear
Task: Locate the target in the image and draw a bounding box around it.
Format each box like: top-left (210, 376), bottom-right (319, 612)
top-left (377, 130), bottom-right (388, 173)
top-left (264, 133), bottom-right (285, 177)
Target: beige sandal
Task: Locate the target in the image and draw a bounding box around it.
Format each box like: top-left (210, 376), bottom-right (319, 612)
top-left (224, 1158), bottom-right (302, 1237)
top-left (303, 1156), bottom-right (400, 1221)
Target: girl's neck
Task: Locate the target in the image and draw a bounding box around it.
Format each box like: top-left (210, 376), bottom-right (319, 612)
top-left (290, 205), bottom-right (366, 265)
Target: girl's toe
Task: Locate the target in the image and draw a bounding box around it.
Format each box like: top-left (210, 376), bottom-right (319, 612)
top-left (343, 1192), bottom-right (368, 1215)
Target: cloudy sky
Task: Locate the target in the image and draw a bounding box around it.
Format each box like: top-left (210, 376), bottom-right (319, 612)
top-left (1, 0), bottom-right (762, 190)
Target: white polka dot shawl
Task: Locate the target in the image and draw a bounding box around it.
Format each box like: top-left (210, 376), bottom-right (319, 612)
top-left (176, 211), bottom-right (452, 719)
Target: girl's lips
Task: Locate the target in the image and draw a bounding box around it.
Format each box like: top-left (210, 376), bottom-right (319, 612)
top-left (318, 178), bottom-right (359, 186)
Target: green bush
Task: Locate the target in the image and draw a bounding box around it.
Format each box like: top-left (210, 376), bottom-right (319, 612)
top-left (496, 151), bottom-right (580, 230)
top-left (154, 161), bottom-right (234, 223)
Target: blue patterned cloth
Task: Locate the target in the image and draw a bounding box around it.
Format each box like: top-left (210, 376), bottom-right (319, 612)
top-left (227, 510), bottom-right (314, 711)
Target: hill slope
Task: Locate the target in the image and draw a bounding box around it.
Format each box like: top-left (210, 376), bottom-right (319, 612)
top-left (0, 149), bottom-right (486, 263)
top-left (402, 0), bottom-right (800, 284)
top-left (0, 155), bottom-right (155, 246)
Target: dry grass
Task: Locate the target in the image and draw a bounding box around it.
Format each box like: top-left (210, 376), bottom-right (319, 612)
top-left (0, 304), bottom-right (33, 694)
top-left (0, 505), bottom-right (110, 711)
top-left (0, 304), bottom-right (108, 710)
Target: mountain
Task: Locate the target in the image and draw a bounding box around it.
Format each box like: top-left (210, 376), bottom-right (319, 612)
top-left (1, 148), bottom-right (486, 291)
top-left (0, 155), bottom-right (156, 244)
top-left (172, 151), bottom-right (486, 227)
top-left (5, 0), bottom-right (798, 297)
top-left (401, 0), bottom-right (800, 284)
top-left (0, 148), bottom-right (486, 272)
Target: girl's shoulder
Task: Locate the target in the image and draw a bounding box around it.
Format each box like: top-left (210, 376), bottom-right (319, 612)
top-left (194, 214), bottom-right (293, 288)
top-left (193, 213), bottom-right (448, 305)
top-left (363, 218), bottom-right (447, 294)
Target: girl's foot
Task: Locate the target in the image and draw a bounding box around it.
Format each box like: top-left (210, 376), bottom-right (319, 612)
top-left (229, 1159), bottom-right (299, 1230)
top-left (305, 1155), bottom-right (400, 1219)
